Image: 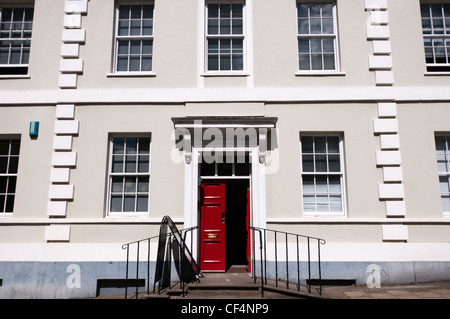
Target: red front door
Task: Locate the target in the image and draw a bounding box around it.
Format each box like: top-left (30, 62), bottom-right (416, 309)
top-left (200, 182), bottom-right (226, 272)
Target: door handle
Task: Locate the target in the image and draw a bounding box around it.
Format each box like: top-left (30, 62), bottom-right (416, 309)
top-left (221, 212), bottom-right (225, 224)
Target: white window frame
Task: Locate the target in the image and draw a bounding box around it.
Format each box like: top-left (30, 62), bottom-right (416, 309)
top-left (0, 6), bottom-right (34, 75)
top-left (296, 2), bottom-right (340, 74)
top-left (300, 133), bottom-right (346, 217)
top-left (106, 135), bottom-right (151, 217)
top-left (0, 137), bottom-right (20, 215)
top-left (202, 0), bottom-right (249, 76)
top-left (435, 134), bottom-right (450, 216)
top-left (113, 2), bottom-right (155, 75)
top-left (420, 2), bottom-right (450, 73)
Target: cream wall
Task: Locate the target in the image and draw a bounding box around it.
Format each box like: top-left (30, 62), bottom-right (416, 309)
top-left (398, 103), bottom-right (450, 219)
top-left (265, 103), bottom-right (383, 221)
top-left (70, 104), bottom-right (186, 221)
top-left (78, 0), bottom-right (199, 89)
top-left (0, 107), bottom-right (54, 219)
top-left (0, 0), bottom-right (63, 91)
top-left (253, 0), bottom-right (376, 88)
top-left (389, 0), bottom-right (450, 87)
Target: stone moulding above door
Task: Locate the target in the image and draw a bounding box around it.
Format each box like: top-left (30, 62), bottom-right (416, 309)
top-left (171, 116), bottom-right (278, 165)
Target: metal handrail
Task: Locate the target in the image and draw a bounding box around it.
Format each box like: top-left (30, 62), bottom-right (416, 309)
top-left (248, 226), bottom-right (326, 297)
top-left (122, 225), bottom-right (199, 299)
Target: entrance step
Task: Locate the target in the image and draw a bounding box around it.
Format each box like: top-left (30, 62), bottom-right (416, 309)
top-left (139, 272), bottom-right (324, 299)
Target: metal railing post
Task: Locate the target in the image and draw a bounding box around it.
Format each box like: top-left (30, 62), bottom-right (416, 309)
top-left (124, 244), bottom-right (129, 299)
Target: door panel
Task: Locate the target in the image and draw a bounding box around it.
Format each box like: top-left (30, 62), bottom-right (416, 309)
top-left (200, 182), bottom-right (226, 272)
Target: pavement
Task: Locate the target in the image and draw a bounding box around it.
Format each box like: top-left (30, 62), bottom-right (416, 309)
top-left (321, 281), bottom-right (450, 299)
top-left (95, 271), bottom-right (450, 299)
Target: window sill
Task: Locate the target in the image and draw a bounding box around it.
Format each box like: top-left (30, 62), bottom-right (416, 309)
top-left (0, 75), bottom-right (30, 79)
top-left (106, 212), bottom-right (149, 218)
top-left (424, 72), bottom-right (450, 76)
top-left (201, 71), bottom-right (250, 77)
top-left (295, 71), bottom-right (346, 76)
top-left (106, 72), bottom-right (156, 78)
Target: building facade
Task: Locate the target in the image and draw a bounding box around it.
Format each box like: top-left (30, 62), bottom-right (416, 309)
top-left (0, 0), bottom-right (449, 298)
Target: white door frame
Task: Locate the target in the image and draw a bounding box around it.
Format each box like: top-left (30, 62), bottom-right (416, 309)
top-left (183, 146), bottom-right (267, 260)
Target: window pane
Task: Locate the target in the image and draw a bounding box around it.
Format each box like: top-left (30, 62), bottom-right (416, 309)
top-left (301, 136), bottom-right (314, 153)
top-left (208, 4), bottom-right (219, 18)
top-left (0, 176), bottom-right (7, 193)
top-left (124, 176), bottom-right (136, 193)
top-left (137, 195), bottom-right (148, 212)
top-left (208, 55), bottom-right (219, 70)
top-left (311, 54), bottom-right (323, 70)
top-left (322, 18), bottom-right (334, 34)
top-left (8, 157), bottom-right (19, 174)
top-left (125, 155), bottom-right (137, 173)
top-left (232, 19), bottom-right (243, 35)
top-left (329, 195), bottom-right (342, 212)
top-left (299, 54), bottom-right (311, 70)
top-left (130, 5), bottom-right (141, 19)
top-left (232, 54), bottom-right (243, 70)
top-left (315, 155), bottom-right (328, 172)
top-left (232, 4), bottom-right (243, 18)
top-left (328, 155), bottom-right (341, 172)
top-left (142, 19), bottom-right (153, 36)
top-left (5, 195), bottom-right (14, 212)
top-left (435, 136), bottom-right (447, 153)
top-left (119, 6), bottom-right (130, 19)
top-left (298, 19), bottom-right (310, 34)
top-left (437, 154), bottom-right (448, 172)
top-left (118, 20), bottom-right (129, 36)
top-left (138, 155), bottom-right (149, 173)
top-left (143, 5), bottom-right (153, 19)
top-left (329, 175), bottom-right (341, 193)
top-left (298, 38), bottom-right (310, 54)
top-left (323, 54), bottom-right (335, 70)
top-left (322, 4), bottom-right (333, 18)
top-left (303, 195), bottom-right (315, 212)
top-left (110, 195), bottom-right (122, 212)
top-left (208, 19), bottom-right (219, 34)
top-left (117, 56), bottom-right (128, 71)
top-left (439, 176), bottom-right (450, 193)
top-left (220, 54), bottom-right (231, 70)
top-left (220, 18), bottom-right (231, 34)
top-left (124, 195), bottom-right (135, 211)
top-left (111, 176), bottom-right (123, 193)
top-left (126, 138), bottom-right (137, 154)
top-left (142, 56), bottom-right (152, 71)
top-left (442, 195), bottom-right (450, 211)
top-left (7, 176), bottom-right (16, 195)
top-left (302, 175), bottom-right (315, 193)
top-left (298, 5), bottom-right (309, 18)
top-left (0, 141), bottom-right (9, 155)
top-left (317, 195), bottom-right (329, 212)
top-left (138, 176), bottom-right (149, 193)
top-left (130, 19), bottom-right (142, 35)
top-left (421, 4), bottom-right (430, 18)
top-left (310, 5), bottom-right (320, 18)
top-left (112, 156), bottom-right (124, 173)
top-left (0, 157), bottom-right (8, 174)
top-left (310, 19), bottom-right (322, 34)
top-left (315, 175), bottom-right (328, 193)
top-left (315, 136), bottom-right (327, 153)
top-left (302, 155), bottom-right (314, 172)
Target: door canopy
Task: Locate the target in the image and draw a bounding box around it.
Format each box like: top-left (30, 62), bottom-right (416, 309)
top-left (171, 116), bottom-right (278, 164)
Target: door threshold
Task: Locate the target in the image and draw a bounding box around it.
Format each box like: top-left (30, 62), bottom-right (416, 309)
top-left (226, 265), bottom-right (249, 273)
